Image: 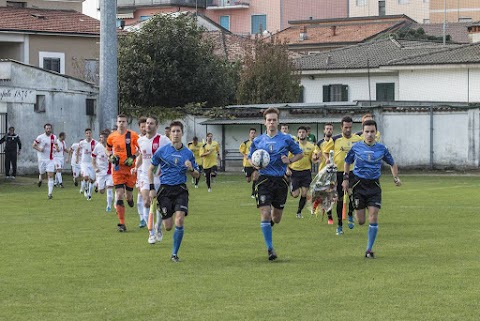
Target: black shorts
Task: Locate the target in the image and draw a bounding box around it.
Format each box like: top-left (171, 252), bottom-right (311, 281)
top-left (336, 172), bottom-right (355, 197)
top-left (351, 177), bottom-right (382, 209)
top-left (291, 169), bottom-right (312, 191)
top-left (255, 175), bottom-right (289, 209)
top-left (244, 166), bottom-right (256, 178)
top-left (157, 184), bottom-right (189, 219)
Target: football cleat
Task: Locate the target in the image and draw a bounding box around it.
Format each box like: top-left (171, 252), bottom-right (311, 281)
top-left (268, 248), bottom-right (277, 261)
top-left (148, 234), bottom-right (156, 245)
top-left (117, 224), bottom-right (127, 232)
top-left (138, 219), bottom-right (146, 228)
top-left (127, 199), bottom-right (134, 208)
top-left (296, 213), bottom-right (303, 219)
top-left (327, 218), bottom-right (334, 225)
top-left (365, 250), bottom-right (375, 259)
top-left (38, 181), bottom-right (42, 187)
top-left (106, 205), bottom-right (111, 212)
top-left (336, 226), bottom-right (343, 235)
top-left (47, 194), bottom-right (53, 200)
top-left (348, 215), bottom-right (355, 229)
top-left (171, 255), bottom-right (180, 263)
top-left (156, 228), bottom-right (163, 242)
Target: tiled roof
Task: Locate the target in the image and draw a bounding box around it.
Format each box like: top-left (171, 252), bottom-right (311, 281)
top-left (389, 43), bottom-right (480, 65)
top-left (412, 22), bottom-right (471, 44)
top-left (295, 38), bottom-right (465, 70)
top-left (0, 7), bottom-right (100, 35)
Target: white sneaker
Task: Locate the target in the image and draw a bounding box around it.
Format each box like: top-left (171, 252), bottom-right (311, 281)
top-left (208, 188), bottom-right (211, 192)
top-left (194, 185), bottom-right (198, 189)
top-left (156, 228), bottom-right (163, 242)
top-left (148, 234), bottom-right (156, 244)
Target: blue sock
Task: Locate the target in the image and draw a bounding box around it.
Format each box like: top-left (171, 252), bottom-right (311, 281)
top-left (260, 221), bottom-right (273, 250)
top-left (172, 226), bottom-right (184, 256)
top-left (367, 223), bottom-right (378, 252)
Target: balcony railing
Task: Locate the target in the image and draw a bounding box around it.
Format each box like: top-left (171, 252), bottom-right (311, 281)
top-left (118, 0), bottom-right (207, 8)
top-left (206, 0), bottom-right (250, 10)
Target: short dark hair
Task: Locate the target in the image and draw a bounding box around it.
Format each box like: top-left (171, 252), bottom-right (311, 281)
top-left (59, 132), bottom-right (65, 138)
top-left (297, 126), bottom-right (307, 132)
top-left (193, 136), bottom-right (198, 141)
top-left (306, 126), bottom-right (311, 130)
top-left (44, 123), bottom-right (52, 129)
top-left (138, 116), bottom-right (147, 125)
top-left (324, 122), bottom-right (333, 128)
top-left (249, 128), bottom-right (256, 132)
top-left (147, 116), bottom-right (158, 125)
top-left (85, 128), bottom-right (92, 132)
top-left (363, 119), bottom-right (377, 130)
top-left (102, 128), bottom-right (112, 137)
top-left (169, 121), bottom-right (183, 133)
top-left (117, 114), bottom-right (127, 119)
top-left (341, 116), bottom-right (353, 127)
top-left (206, 132), bottom-right (213, 137)
top-left (263, 107), bottom-right (280, 120)
top-left (280, 123), bottom-right (289, 128)
top-left (8, 126), bottom-right (14, 131)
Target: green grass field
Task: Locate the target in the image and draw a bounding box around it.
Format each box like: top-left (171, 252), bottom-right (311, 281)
top-left (1, 173), bottom-right (479, 321)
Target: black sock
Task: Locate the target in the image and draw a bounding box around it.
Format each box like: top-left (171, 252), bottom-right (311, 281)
top-left (251, 180), bottom-right (257, 196)
top-left (206, 173), bottom-right (211, 188)
top-left (298, 196), bottom-right (307, 214)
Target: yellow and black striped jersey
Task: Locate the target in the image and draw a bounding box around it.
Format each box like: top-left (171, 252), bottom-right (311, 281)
top-left (187, 141), bottom-right (203, 166)
top-left (289, 141), bottom-right (315, 171)
top-left (239, 139), bottom-right (253, 167)
top-left (323, 134), bottom-right (362, 172)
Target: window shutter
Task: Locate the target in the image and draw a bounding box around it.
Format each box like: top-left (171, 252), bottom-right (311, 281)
top-left (341, 85), bottom-right (348, 101)
top-left (323, 85), bottom-right (330, 102)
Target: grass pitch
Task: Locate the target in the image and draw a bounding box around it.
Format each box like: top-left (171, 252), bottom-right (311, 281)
top-left (1, 173), bottom-right (479, 321)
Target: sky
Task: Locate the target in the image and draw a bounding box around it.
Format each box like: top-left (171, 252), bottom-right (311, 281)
top-left (82, 0), bottom-right (100, 20)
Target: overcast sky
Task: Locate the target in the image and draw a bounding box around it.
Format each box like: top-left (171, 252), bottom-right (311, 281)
top-left (82, 0), bottom-right (100, 20)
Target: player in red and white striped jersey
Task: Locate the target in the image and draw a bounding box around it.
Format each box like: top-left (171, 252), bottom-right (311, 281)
top-left (32, 123), bottom-right (58, 199)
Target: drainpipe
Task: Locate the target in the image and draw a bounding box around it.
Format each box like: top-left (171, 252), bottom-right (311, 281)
top-left (430, 105), bottom-right (434, 169)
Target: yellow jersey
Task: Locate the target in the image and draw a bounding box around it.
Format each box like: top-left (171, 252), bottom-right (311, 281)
top-left (187, 141), bottom-right (203, 166)
top-left (323, 134), bottom-right (362, 172)
top-left (289, 141), bottom-right (315, 171)
top-left (239, 139), bottom-right (253, 168)
top-left (357, 130), bottom-right (381, 142)
top-left (200, 141), bottom-right (220, 169)
top-left (316, 137), bottom-right (333, 171)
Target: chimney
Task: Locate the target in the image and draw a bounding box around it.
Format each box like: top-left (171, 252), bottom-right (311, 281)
top-left (330, 25), bottom-right (337, 36)
top-left (467, 23), bottom-right (480, 43)
top-left (299, 26), bottom-right (308, 41)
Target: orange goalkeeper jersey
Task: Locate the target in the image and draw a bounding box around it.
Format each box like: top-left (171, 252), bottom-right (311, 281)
top-left (106, 130), bottom-right (139, 165)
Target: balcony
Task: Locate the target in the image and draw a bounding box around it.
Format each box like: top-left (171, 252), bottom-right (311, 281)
top-left (206, 0), bottom-right (250, 10)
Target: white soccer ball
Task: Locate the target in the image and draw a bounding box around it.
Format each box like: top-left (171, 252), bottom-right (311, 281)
top-left (251, 149), bottom-right (270, 168)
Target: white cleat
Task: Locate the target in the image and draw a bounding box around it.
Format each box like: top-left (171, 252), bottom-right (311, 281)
top-left (208, 188), bottom-right (211, 192)
top-left (148, 234), bottom-right (156, 245)
top-left (156, 229), bottom-right (163, 242)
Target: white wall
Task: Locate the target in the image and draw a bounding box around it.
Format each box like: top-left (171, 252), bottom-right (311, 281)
top-left (398, 68), bottom-right (480, 103)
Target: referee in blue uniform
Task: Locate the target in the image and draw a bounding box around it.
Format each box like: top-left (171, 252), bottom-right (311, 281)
top-left (342, 120), bottom-right (401, 259)
top-left (248, 107), bottom-right (303, 261)
top-left (149, 121), bottom-right (200, 263)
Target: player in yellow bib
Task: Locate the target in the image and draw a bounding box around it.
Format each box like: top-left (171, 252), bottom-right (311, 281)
top-left (356, 113), bottom-right (381, 142)
top-left (287, 126), bottom-right (319, 219)
top-left (188, 136), bottom-right (203, 188)
top-left (323, 116), bottom-right (362, 235)
top-left (200, 133), bottom-right (221, 192)
top-left (239, 128), bottom-right (257, 198)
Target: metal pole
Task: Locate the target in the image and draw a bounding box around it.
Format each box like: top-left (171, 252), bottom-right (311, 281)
top-left (99, 0), bottom-right (118, 132)
top-left (430, 105), bottom-right (434, 169)
top-left (443, 0), bottom-right (446, 45)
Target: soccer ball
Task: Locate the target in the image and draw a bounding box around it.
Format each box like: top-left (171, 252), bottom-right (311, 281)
top-left (251, 149), bottom-right (270, 168)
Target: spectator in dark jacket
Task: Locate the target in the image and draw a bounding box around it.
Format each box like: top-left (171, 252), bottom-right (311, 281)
top-left (0, 126), bottom-right (22, 178)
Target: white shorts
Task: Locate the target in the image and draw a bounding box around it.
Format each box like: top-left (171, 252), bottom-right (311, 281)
top-left (54, 158), bottom-right (65, 170)
top-left (38, 159), bottom-right (55, 174)
top-left (96, 170), bottom-right (113, 191)
top-left (80, 163), bottom-right (96, 180)
top-left (138, 174), bottom-right (160, 192)
top-left (71, 164), bottom-right (81, 178)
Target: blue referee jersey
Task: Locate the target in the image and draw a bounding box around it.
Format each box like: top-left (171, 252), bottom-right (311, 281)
top-left (345, 141), bottom-right (395, 180)
top-left (151, 144), bottom-right (199, 186)
top-left (248, 132), bottom-right (303, 177)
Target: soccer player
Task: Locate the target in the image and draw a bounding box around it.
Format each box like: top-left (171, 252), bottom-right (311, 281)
top-left (164, 126), bottom-right (171, 139)
top-left (106, 114), bottom-right (140, 232)
top-left (287, 126), bottom-right (318, 219)
top-left (239, 128), bottom-right (257, 198)
top-left (0, 126), bottom-right (22, 179)
top-left (200, 132), bottom-right (221, 192)
top-left (69, 140), bottom-right (82, 190)
top-left (148, 120), bottom-right (199, 262)
top-left (53, 132), bottom-right (67, 188)
top-left (32, 123), bottom-right (58, 199)
top-left (92, 131), bottom-right (114, 212)
top-left (132, 116), bottom-right (171, 244)
top-left (77, 128), bottom-right (97, 200)
top-left (280, 123), bottom-right (296, 140)
top-left (315, 123), bottom-right (335, 224)
top-left (135, 117), bottom-right (147, 228)
top-left (342, 119), bottom-right (401, 258)
top-left (323, 116), bottom-right (362, 235)
top-left (187, 136), bottom-right (203, 188)
top-left (248, 107), bottom-right (303, 261)
top-left (356, 113), bottom-right (381, 142)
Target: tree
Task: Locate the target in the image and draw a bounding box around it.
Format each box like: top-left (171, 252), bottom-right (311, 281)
top-left (236, 38), bottom-right (301, 105)
top-left (118, 14), bottom-right (237, 118)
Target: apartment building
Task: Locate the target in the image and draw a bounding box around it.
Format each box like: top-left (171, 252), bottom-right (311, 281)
top-left (430, 0), bottom-right (480, 23)
top-left (349, 0), bottom-right (430, 23)
top-left (0, 0), bottom-right (83, 11)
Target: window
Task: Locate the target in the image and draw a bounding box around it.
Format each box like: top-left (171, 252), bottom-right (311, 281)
top-left (6, 1), bottom-right (26, 8)
top-left (398, 0), bottom-right (409, 4)
top-left (43, 58), bottom-right (61, 73)
top-left (356, 0), bottom-right (366, 5)
top-left (39, 52), bottom-right (65, 74)
top-left (34, 95), bottom-right (46, 113)
top-left (251, 14), bottom-right (267, 34)
top-left (323, 85), bottom-right (348, 102)
top-left (86, 99), bottom-right (96, 116)
top-left (220, 16), bottom-right (230, 31)
top-left (378, 1), bottom-right (386, 16)
top-left (376, 83), bottom-right (395, 102)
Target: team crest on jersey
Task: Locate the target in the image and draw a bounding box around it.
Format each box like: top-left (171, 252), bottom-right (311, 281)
top-left (268, 144), bottom-right (274, 152)
top-left (161, 207), bottom-right (168, 214)
top-left (174, 157), bottom-right (179, 165)
top-left (367, 154), bottom-right (372, 161)
top-left (152, 143), bottom-right (159, 150)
